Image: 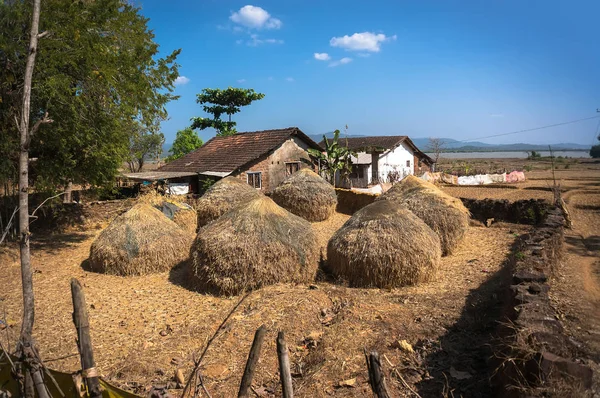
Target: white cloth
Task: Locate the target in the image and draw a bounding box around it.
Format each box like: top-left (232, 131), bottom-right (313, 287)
top-left (167, 183), bottom-right (189, 195)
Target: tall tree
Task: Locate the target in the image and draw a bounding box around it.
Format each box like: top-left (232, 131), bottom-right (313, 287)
top-left (0, 0), bottom-right (180, 191)
top-left (166, 127), bottom-right (203, 162)
top-left (427, 137), bottom-right (445, 167)
top-left (308, 130), bottom-right (356, 187)
top-left (590, 134), bottom-right (600, 158)
top-left (16, 1), bottom-right (51, 397)
top-left (190, 87), bottom-right (265, 137)
top-left (128, 131), bottom-right (165, 172)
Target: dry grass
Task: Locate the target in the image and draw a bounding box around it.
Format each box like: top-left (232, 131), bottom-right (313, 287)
top-left (195, 177), bottom-right (262, 228)
top-left (88, 204), bottom-right (193, 276)
top-left (378, 175), bottom-right (470, 256)
top-left (189, 195), bottom-right (320, 295)
top-left (137, 191), bottom-right (197, 234)
top-left (327, 200), bottom-right (441, 288)
top-left (271, 168), bottom-right (337, 222)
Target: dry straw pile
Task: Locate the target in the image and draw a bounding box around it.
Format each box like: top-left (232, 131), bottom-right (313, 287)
top-left (196, 177), bottom-right (262, 228)
top-left (327, 200), bottom-right (441, 288)
top-left (272, 168), bottom-right (337, 222)
top-left (138, 191), bottom-right (197, 233)
top-left (190, 195), bottom-right (319, 295)
top-left (89, 204), bottom-right (193, 276)
top-left (377, 175), bottom-right (470, 255)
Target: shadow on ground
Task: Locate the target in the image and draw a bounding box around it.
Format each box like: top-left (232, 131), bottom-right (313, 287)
top-left (565, 235), bottom-right (600, 255)
top-left (30, 231), bottom-right (90, 253)
top-left (414, 242), bottom-right (517, 397)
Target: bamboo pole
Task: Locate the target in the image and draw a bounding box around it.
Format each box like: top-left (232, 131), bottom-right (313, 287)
top-left (238, 325), bottom-right (266, 397)
top-left (71, 279), bottom-right (102, 398)
top-left (276, 331), bottom-right (293, 398)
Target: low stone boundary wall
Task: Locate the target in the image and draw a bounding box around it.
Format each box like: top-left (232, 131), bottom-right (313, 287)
top-left (493, 207), bottom-right (593, 395)
top-left (460, 198), bottom-right (550, 225)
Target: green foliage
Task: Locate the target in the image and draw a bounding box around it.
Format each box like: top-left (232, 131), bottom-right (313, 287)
top-left (308, 130), bottom-right (356, 187)
top-left (166, 127), bottom-right (203, 162)
top-left (190, 87), bottom-right (265, 137)
top-left (524, 165), bottom-right (533, 172)
top-left (0, 0), bottom-right (180, 189)
top-left (591, 145), bottom-right (600, 158)
top-left (527, 151), bottom-right (542, 160)
top-left (515, 251), bottom-right (526, 261)
top-left (128, 131), bottom-right (164, 172)
top-left (200, 177), bottom-right (216, 192)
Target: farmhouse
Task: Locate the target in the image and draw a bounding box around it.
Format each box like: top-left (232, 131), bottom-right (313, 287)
top-left (156, 127), bottom-right (322, 193)
top-left (329, 136), bottom-right (434, 187)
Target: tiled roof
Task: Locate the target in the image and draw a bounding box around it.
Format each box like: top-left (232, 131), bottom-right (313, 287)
top-left (320, 135), bottom-right (435, 164)
top-left (159, 127), bottom-right (322, 174)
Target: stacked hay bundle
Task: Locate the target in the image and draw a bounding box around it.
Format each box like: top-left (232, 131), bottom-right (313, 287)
top-left (271, 168), bottom-right (337, 222)
top-left (196, 177), bottom-right (262, 228)
top-left (327, 200), bottom-right (441, 288)
top-left (138, 191), bottom-right (197, 233)
top-left (377, 175), bottom-right (469, 255)
top-left (89, 204), bottom-right (192, 276)
top-left (190, 195), bottom-right (319, 295)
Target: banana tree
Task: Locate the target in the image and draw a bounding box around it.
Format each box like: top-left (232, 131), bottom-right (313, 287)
top-left (308, 129), bottom-right (356, 187)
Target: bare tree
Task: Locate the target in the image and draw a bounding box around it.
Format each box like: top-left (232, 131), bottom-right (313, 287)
top-left (16, 1), bottom-right (52, 397)
top-left (427, 137), bottom-right (445, 171)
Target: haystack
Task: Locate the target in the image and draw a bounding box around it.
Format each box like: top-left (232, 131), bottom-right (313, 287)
top-left (138, 191), bottom-right (197, 233)
top-left (88, 204), bottom-right (193, 276)
top-left (271, 168), bottom-right (337, 222)
top-left (190, 195), bottom-right (319, 295)
top-left (376, 175), bottom-right (469, 255)
top-left (327, 200), bottom-right (441, 288)
top-left (196, 177), bottom-right (262, 228)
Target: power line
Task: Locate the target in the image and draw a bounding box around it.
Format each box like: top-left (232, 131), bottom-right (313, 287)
top-left (591, 117), bottom-right (600, 144)
top-left (458, 115), bottom-right (600, 143)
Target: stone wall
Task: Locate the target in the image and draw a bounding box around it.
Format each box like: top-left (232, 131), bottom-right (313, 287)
top-left (460, 198), bottom-right (549, 225)
top-left (493, 207), bottom-right (594, 395)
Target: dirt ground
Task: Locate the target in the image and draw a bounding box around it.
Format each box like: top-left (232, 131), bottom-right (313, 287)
top-left (1, 156), bottom-right (599, 397)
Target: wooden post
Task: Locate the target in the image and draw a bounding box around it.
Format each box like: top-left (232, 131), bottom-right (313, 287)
top-left (276, 331), bottom-right (293, 398)
top-left (71, 278), bottom-right (102, 398)
top-left (365, 351), bottom-right (390, 398)
top-left (237, 325), bottom-right (266, 397)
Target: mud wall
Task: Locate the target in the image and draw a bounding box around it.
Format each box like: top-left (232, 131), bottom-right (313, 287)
top-left (334, 189), bottom-right (377, 215)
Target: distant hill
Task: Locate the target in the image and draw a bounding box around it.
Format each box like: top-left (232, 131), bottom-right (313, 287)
top-left (308, 132), bottom-right (367, 142)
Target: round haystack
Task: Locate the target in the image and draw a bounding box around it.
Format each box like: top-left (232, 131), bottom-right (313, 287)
top-left (137, 191), bottom-right (197, 233)
top-left (196, 176), bottom-right (262, 228)
top-left (376, 175), bottom-right (470, 256)
top-left (271, 168), bottom-right (337, 222)
top-left (190, 195), bottom-right (319, 295)
top-left (327, 200), bottom-right (441, 288)
top-left (88, 204), bottom-right (193, 276)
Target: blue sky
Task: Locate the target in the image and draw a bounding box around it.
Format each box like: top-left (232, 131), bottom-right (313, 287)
top-left (139, 0), bottom-right (600, 146)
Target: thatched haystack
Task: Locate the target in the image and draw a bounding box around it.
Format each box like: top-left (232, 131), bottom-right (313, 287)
top-left (272, 168), bottom-right (337, 222)
top-left (89, 204), bottom-right (192, 276)
top-left (138, 191), bottom-right (197, 233)
top-left (327, 200), bottom-right (441, 288)
top-left (190, 195), bottom-right (319, 295)
top-left (377, 175), bottom-right (469, 255)
top-left (196, 177), bottom-right (262, 228)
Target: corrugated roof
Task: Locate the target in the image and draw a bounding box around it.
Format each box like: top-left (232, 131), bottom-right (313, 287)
top-left (159, 127), bottom-right (322, 174)
top-left (121, 171), bottom-right (198, 181)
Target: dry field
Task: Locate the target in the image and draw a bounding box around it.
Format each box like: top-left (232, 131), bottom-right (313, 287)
top-left (0, 156), bottom-right (598, 397)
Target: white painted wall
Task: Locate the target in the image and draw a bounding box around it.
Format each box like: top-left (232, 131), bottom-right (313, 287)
top-left (362, 142), bottom-right (414, 184)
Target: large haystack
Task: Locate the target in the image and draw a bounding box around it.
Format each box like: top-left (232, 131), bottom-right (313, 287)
top-left (327, 200), bottom-right (441, 288)
top-left (190, 195), bottom-right (319, 295)
top-left (376, 175), bottom-right (470, 255)
top-left (89, 204), bottom-right (192, 276)
top-left (272, 168), bottom-right (337, 222)
top-left (195, 177), bottom-right (262, 228)
top-left (138, 191), bottom-right (197, 233)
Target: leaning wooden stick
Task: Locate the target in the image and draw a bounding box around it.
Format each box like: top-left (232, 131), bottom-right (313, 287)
top-left (276, 331), bottom-right (293, 398)
top-left (365, 350), bottom-right (390, 398)
top-left (71, 278), bottom-right (102, 398)
top-left (238, 325), bottom-right (267, 397)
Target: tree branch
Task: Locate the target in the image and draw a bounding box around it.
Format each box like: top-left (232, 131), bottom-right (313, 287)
top-left (29, 192), bottom-right (66, 223)
top-left (29, 112), bottom-right (53, 138)
top-left (37, 31), bottom-right (49, 39)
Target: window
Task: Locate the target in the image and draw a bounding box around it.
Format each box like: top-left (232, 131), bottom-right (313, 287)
top-left (247, 172), bottom-right (262, 189)
top-left (406, 160), bottom-right (411, 167)
top-left (285, 162), bottom-right (300, 176)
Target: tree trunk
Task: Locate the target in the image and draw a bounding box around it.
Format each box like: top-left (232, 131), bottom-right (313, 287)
top-left (63, 181), bottom-right (73, 203)
top-left (19, 0), bottom-right (42, 350)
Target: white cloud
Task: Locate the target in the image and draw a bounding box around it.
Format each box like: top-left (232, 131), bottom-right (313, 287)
top-left (174, 76), bottom-right (190, 86)
top-left (237, 79), bottom-right (246, 83)
top-left (245, 34), bottom-right (283, 46)
top-left (357, 53), bottom-right (371, 58)
top-left (329, 57), bottom-right (353, 67)
top-left (330, 32), bottom-right (396, 52)
top-left (230, 5), bottom-right (282, 30)
top-left (314, 52), bottom-right (331, 61)
top-left (286, 77), bottom-right (294, 82)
